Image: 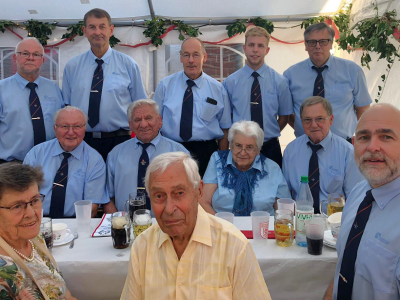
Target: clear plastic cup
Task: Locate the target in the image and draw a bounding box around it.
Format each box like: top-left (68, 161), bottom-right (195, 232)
top-left (251, 211), bottom-right (270, 241)
top-left (215, 212), bottom-right (234, 223)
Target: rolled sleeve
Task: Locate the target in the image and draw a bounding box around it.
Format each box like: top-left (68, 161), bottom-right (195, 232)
top-left (203, 152), bottom-right (218, 184)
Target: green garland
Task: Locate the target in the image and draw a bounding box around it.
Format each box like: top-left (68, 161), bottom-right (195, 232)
top-left (226, 17), bottom-right (274, 37)
top-left (25, 20), bottom-right (56, 46)
top-left (0, 20), bottom-right (16, 33)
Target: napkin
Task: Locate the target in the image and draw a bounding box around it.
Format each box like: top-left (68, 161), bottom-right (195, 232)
top-left (92, 214), bottom-right (112, 237)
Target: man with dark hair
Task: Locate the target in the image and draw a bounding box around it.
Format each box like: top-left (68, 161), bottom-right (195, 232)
top-left (0, 38), bottom-right (64, 163)
top-left (62, 8), bottom-right (147, 161)
top-left (284, 22), bottom-right (372, 142)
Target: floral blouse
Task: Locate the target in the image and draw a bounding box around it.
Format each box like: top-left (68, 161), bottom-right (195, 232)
top-left (0, 236), bottom-right (66, 300)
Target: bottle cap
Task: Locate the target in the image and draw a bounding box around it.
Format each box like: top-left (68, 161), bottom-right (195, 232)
top-left (300, 176), bottom-right (309, 183)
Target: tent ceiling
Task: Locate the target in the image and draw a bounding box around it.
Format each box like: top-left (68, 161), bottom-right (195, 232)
top-left (1, 0), bottom-right (344, 22)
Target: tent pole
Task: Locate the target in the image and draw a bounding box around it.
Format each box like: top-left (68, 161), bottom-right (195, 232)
top-left (147, 0), bottom-right (157, 94)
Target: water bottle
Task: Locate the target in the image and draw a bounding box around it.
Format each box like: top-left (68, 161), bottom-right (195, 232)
top-left (295, 176), bottom-right (314, 247)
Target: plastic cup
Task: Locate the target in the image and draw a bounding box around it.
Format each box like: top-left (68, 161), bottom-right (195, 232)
top-left (251, 211), bottom-right (270, 241)
top-left (328, 212), bottom-right (342, 239)
top-left (277, 198), bottom-right (295, 215)
top-left (74, 200), bottom-right (92, 235)
top-left (306, 214), bottom-right (325, 255)
top-left (215, 212), bottom-right (234, 223)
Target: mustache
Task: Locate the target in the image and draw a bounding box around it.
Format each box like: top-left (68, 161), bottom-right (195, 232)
top-left (359, 152), bottom-right (386, 162)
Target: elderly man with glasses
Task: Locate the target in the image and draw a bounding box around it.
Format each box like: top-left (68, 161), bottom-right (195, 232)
top-left (284, 22), bottom-right (372, 143)
top-left (23, 106), bottom-right (111, 218)
top-left (282, 96), bottom-right (364, 213)
top-left (0, 37), bottom-right (64, 164)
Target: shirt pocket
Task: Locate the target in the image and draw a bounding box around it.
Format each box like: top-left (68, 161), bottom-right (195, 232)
top-left (104, 74), bottom-right (130, 94)
top-left (355, 238), bottom-right (399, 293)
top-left (196, 285), bottom-right (233, 300)
top-left (199, 101), bottom-right (219, 124)
top-left (323, 168), bottom-right (344, 195)
top-left (330, 82), bottom-right (352, 102)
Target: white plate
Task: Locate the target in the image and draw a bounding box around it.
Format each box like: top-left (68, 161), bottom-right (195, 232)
top-left (323, 230), bottom-right (337, 249)
top-left (53, 232), bottom-right (74, 246)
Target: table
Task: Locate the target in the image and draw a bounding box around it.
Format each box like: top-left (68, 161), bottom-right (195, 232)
top-left (52, 217), bottom-right (337, 300)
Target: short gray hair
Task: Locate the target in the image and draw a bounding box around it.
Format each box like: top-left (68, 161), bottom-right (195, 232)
top-left (180, 37), bottom-right (206, 54)
top-left (145, 152), bottom-right (200, 193)
top-left (127, 99), bottom-right (160, 121)
top-left (304, 22), bottom-right (335, 41)
top-left (300, 96), bottom-right (333, 118)
top-left (0, 163), bottom-right (44, 202)
top-left (228, 120), bottom-right (264, 149)
top-left (15, 37), bottom-right (44, 54)
top-left (53, 106), bottom-right (88, 124)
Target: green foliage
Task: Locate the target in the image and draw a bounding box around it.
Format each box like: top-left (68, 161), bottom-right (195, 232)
top-left (172, 21), bottom-right (202, 41)
top-left (143, 18), bottom-right (166, 47)
top-left (24, 20), bottom-right (56, 45)
top-left (226, 20), bottom-right (247, 37)
top-left (109, 35), bottom-right (121, 48)
top-left (301, 16), bottom-right (327, 30)
top-left (251, 17), bottom-right (274, 34)
top-left (333, 4), bottom-right (352, 33)
top-left (0, 20), bottom-right (16, 33)
top-left (61, 21), bottom-right (84, 41)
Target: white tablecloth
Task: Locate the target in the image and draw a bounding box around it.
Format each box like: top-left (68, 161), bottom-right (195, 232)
top-left (52, 217), bottom-right (337, 300)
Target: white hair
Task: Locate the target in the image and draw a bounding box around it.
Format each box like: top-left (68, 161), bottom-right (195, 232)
top-left (145, 152), bottom-right (200, 193)
top-left (15, 37), bottom-right (44, 54)
top-left (53, 106), bottom-right (88, 124)
top-left (228, 120), bottom-right (264, 149)
top-left (127, 99), bottom-right (160, 121)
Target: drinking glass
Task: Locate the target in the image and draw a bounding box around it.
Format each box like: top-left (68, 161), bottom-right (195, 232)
top-left (125, 190), bottom-right (146, 222)
top-left (306, 214), bottom-right (325, 255)
top-left (40, 217), bottom-right (53, 249)
top-left (274, 209), bottom-right (294, 247)
top-left (111, 211), bottom-right (131, 249)
top-left (133, 209), bottom-right (152, 238)
top-left (320, 193), bottom-right (345, 217)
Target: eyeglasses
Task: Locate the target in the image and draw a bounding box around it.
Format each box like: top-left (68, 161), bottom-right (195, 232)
top-left (305, 39), bottom-right (331, 47)
top-left (180, 52), bottom-right (202, 60)
top-left (0, 194), bottom-right (44, 215)
top-left (17, 52), bottom-right (44, 60)
top-left (232, 143), bottom-right (257, 153)
top-left (301, 116), bottom-right (330, 125)
top-left (55, 124), bottom-right (86, 131)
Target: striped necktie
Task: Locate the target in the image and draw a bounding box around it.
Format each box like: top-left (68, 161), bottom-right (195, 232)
top-left (337, 190), bottom-right (375, 299)
top-left (180, 79), bottom-right (195, 141)
top-left (49, 152), bottom-right (72, 218)
top-left (137, 143), bottom-right (152, 210)
top-left (251, 71), bottom-right (263, 130)
top-left (26, 82), bottom-right (46, 145)
top-left (88, 59), bottom-right (104, 128)
top-left (312, 65), bottom-right (328, 98)
top-left (308, 142), bottom-right (323, 212)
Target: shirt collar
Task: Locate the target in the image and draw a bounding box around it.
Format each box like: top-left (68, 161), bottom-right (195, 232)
top-left (133, 132), bottom-right (161, 150)
top-left (157, 205), bottom-right (212, 249)
top-left (182, 71), bottom-right (204, 89)
top-left (14, 73), bottom-right (41, 90)
top-left (371, 175), bottom-right (400, 210)
top-left (307, 55), bottom-right (332, 70)
top-left (307, 130), bottom-right (332, 152)
top-left (243, 62), bottom-right (267, 79)
top-left (88, 46), bottom-right (112, 65)
top-left (225, 151), bottom-right (264, 172)
top-left (52, 140), bottom-right (84, 160)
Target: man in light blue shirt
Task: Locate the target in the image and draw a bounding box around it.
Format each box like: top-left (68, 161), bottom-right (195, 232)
top-left (324, 104), bottom-right (400, 300)
top-left (283, 22), bottom-right (372, 141)
top-left (106, 99), bottom-right (189, 211)
top-left (153, 37), bottom-right (231, 177)
top-left (0, 37), bottom-right (64, 163)
top-left (283, 97), bottom-right (363, 211)
top-left (223, 26), bottom-right (293, 168)
top-left (62, 8), bottom-right (147, 161)
top-left (24, 106), bottom-right (109, 217)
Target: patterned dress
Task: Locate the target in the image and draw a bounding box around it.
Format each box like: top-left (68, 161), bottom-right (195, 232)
top-left (0, 236), bottom-right (66, 300)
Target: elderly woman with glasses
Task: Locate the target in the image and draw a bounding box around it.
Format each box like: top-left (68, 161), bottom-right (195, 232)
top-left (0, 163), bottom-right (76, 300)
top-left (200, 121), bottom-right (291, 216)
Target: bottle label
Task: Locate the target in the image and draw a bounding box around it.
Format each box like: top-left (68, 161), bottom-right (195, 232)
top-left (296, 211), bottom-right (313, 234)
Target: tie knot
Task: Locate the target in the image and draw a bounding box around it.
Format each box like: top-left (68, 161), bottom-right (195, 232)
top-left (138, 143), bottom-right (152, 150)
top-left (365, 190), bottom-right (375, 205)
top-left (26, 82), bottom-right (37, 91)
top-left (186, 79), bottom-right (195, 88)
top-left (62, 152), bottom-right (72, 160)
top-left (308, 142), bottom-right (323, 153)
top-left (95, 59), bottom-right (104, 66)
top-left (312, 65), bottom-right (328, 74)
top-left (252, 72), bottom-right (259, 79)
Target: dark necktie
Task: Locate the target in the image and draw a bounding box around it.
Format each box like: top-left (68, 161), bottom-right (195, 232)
top-left (49, 152), bottom-right (72, 218)
top-left (337, 190), bottom-right (375, 300)
top-left (308, 142), bottom-right (323, 212)
top-left (250, 72), bottom-right (263, 130)
top-left (137, 143), bottom-right (152, 210)
top-left (312, 66), bottom-right (328, 98)
top-left (88, 59), bottom-right (104, 128)
top-left (180, 79), bottom-right (195, 141)
top-left (26, 82), bottom-right (46, 146)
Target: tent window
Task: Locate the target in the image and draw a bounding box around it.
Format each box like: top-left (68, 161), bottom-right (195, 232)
top-left (165, 44), bottom-right (245, 82)
top-left (0, 47), bottom-right (60, 85)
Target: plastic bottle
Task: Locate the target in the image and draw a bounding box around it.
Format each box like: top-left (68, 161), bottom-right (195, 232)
top-left (295, 176), bottom-right (314, 247)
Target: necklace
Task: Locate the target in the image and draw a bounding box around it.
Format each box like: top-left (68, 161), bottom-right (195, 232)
top-left (11, 240), bottom-right (35, 262)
